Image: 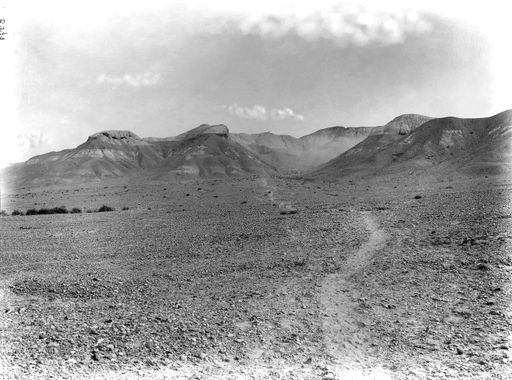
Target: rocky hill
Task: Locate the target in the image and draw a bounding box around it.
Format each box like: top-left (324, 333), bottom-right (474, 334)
top-left (231, 126), bottom-right (373, 170)
top-left (3, 125), bottom-right (276, 186)
top-left (310, 110), bottom-right (512, 179)
top-left (157, 124), bottom-right (275, 177)
top-left (5, 110), bottom-right (510, 186)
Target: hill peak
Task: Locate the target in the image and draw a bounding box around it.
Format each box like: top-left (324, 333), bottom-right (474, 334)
top-left (370, 114), bottom-right (433, 136)
top-left (176, 124), bottom-right (229, 141)
top-left (89, 130), bottom-right (141, 140)
top-left (83, 130), bottom-right (150, 148)
top-left (386, 113), bottom-right (432, 124)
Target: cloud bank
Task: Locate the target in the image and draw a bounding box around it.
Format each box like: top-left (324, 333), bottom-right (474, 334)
top-left (237, 4), bottom-right (432, 46)
top-left (226, 104), bottom-right (304, 121)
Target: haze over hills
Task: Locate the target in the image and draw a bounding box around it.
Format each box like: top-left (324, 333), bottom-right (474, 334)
top-left (3, 110), bottom-right (511, 187)
top-left (310, 110), bottom-right (512, 179)
top-left (231, 126), bottom-right (373, 170)
top-left (2, 122), bottom-right (374, 186)
top-left (3, 125), bottom-right (276, 186)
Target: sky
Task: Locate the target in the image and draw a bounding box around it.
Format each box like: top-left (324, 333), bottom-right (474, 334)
top-left (0, 0), bottom-right (511, 167)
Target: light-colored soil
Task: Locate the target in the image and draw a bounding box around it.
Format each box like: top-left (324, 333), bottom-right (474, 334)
top-left (320, 213), bottom-right (387, 372)
top-left (1, 175), bottom-right (511, 379)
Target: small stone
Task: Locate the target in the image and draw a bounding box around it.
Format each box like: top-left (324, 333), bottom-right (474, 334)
top-left (456, 347), bottom-right (463, 355)
top-left (180, 354), bottom-right (187, 361)
top-left (476, 263), bottom-right (489, 271)
top-left (199, 353), bottom-right (207, 360)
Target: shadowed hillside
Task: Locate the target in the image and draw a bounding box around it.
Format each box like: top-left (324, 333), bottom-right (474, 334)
top-left (232, 126), bottom-right (373, 170)
top-left (310, 110), bottom-right (512, 179)
top-left (4, 110), bottom-right (511, 187)
top-left (2, 125), bottom-right (276, 186)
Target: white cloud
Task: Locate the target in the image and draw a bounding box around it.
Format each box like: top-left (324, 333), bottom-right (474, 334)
top-left (227, 104), bottom-right (268, 120)
top-left (13, 1), bottom-right (432, 47)
top-left (270, 107), bottom-right (305, 121)
top-left (237, 3), bottom-right (431, 46)
top-left (97, 72), bottom-right (160, 88)
top-left (17, 131), bottom-right (53, 151)
top-left (226, 104), bottom-right (304, 121)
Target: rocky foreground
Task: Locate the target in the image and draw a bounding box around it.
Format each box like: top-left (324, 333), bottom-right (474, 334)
top-left (0, 176), bottom-right (511, 379)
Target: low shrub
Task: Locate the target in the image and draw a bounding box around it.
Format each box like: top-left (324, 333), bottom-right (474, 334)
top-left (11, 210), bottom-right (24, 216)
top-left (97, 205), bottom-right (114, 212)
top-left (49, 206), bottom-right (68, 214)
top-left (20, 206), bottom-right (71, 216)
top-left (122, 206), bottom-right (129, 211)
top-left (70, 208), bottom-right (82, 214)
top-left (0, 210), bottom-right (7, 216)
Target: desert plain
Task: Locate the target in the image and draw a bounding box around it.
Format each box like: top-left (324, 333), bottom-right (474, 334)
top-left (1, 172), bottom-right (512, 380)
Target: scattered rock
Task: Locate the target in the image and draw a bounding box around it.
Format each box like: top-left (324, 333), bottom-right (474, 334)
top-left (476, 263), bottom-right (490, 271)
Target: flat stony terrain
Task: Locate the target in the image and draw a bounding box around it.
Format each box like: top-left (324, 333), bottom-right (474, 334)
top-left (1, 175), bottom-right (511, 379)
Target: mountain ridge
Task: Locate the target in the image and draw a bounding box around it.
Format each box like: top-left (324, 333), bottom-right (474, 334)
top-left (5, 110), bottom-right (510, 186)
top-left (310, 110), bottom-right (512, 179)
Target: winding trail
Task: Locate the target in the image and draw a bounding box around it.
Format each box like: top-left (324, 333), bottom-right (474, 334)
top-left (258, 175), bottom-right (389, 368)
top-left (320, 212), bottom-right (387, 367)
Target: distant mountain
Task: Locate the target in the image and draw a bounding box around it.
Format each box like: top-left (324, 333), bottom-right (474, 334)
top-left (231, 126), bottom-right (373, 170)
top-left (2, 121), bottom-right (375, 186)
top-left (7, 110), bottom-right (508, 187)
top-left (3, 131), bottom-right (161, 186)
top-left (310, 110), bottom-right (512, 179)
top-left (3, 125), bottom-right (276, 186)
top-left (157, 124), bottom-right (275, 177)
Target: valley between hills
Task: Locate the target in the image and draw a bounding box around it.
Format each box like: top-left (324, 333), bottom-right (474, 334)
top-left (1, 110), bottom-right (512, 379)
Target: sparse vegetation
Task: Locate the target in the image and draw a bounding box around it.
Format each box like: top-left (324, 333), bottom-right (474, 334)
top-left (1, 176), bottom-right (511, 380)
top-left (9, 206), bottom-right (112, 216)
top-left (97, 205), bottom-right (114, 212)
top-left (24, 207), bottom-right (68, 216)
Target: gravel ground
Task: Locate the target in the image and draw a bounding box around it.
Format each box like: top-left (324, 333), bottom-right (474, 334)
top-left (1, 175), bottom-right (511, 379)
